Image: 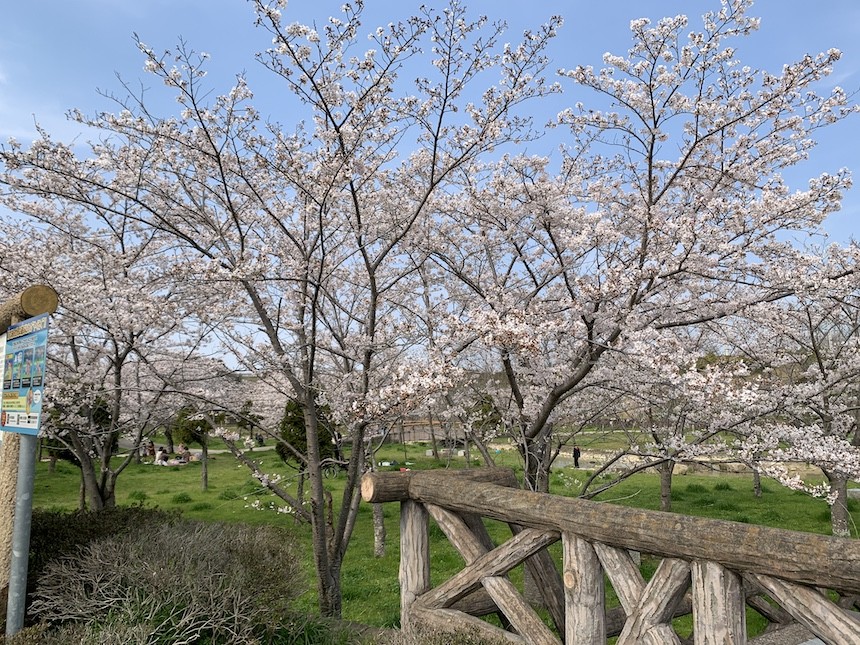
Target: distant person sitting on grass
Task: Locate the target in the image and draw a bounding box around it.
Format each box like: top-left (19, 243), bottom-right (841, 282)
top-left (177, 443), bottom-right (192, 463)
top-left (154, 446), bottom-right (169, 465)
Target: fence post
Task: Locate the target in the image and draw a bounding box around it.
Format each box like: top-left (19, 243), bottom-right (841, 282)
top-left (400, 499), bottom-right (429, 634)
top-left (563, 533), bottom-right (605, 644)
top-left (691, 561), bottom-right (746, 644)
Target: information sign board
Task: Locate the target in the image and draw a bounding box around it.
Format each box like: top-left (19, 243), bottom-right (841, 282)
top-left (0, 314), bottom-right (49, 436)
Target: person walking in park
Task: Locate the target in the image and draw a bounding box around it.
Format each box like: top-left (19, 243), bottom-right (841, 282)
top-left (573, 445), bottom-right (581, 468)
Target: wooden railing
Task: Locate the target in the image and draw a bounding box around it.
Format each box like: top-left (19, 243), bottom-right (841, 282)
top-left (361, 468), bottom-right (860, 644)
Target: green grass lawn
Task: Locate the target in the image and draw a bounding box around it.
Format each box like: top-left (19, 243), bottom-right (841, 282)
top-left (30, 442), bottom-right (859, 632)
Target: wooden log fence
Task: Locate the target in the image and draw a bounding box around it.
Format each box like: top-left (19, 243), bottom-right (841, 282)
top-left (361, 467), bottom-right (860, 644)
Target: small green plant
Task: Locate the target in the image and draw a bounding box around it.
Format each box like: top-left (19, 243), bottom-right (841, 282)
top-left (714, 481), bottom-right (733, 491)
top-left (715, 501), bottom-right (740, 512)
top-left (685, 483), bottom-right (707, 494)
top-left (732, 515), bottom-right (752, 524)
top-left (191, 502), bottom-right (213, 511)
top-left (172, 492), bottom-right (193, 504)
top-left (761, 509), bottom-right (783, 522)
top-left (217, 488), bottom-right (238, 500)
top-left (128, 490), bottom-right (148, 502)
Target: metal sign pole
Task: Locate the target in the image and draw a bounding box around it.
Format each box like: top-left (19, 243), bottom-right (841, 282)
top-left (5, 434), bottom-right (37, 636)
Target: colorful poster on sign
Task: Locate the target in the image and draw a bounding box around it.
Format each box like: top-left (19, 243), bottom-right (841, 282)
top-left (0, 313), bottom-right (50, 436)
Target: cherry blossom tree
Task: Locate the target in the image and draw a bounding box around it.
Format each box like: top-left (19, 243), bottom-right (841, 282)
top-left (427, 0), bottom-right (857, 491)
top-left (0, 0), bottom-right (561, 616)
top-left (0, 206), bottom-right (217, 509)
top-left (561, 331), bottom-right (732, 510)
top-left (713, 244), bottom-right (860, 536)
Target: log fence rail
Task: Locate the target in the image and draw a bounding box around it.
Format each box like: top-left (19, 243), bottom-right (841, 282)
top-left (361, 467), bottom-right (860, 644)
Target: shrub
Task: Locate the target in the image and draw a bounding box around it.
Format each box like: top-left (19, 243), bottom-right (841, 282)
top-left (29, 520), bottom-right (306, 644)
top-left (1, 623), bottom-right (52, 645)
top-left (171, 492), bottom-right (193, 504)
top-left (128, 490), bottom-right (148, 502)
top-left (29, 505), bottom-right (179, 578)
top-left (713, 481), bottom-right (733, 491)
top-left (685, 483), bottom-right (707, 494)
top-left (3, 622), bottom-right (151, 645)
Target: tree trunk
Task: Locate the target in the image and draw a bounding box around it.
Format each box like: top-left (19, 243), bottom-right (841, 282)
top-left (304, 399), bottom-right (340, 617)
top-left (659, 460), bottom-right (675, 512)
top-left (373, 502), bottom-right (386, 558)
top-left (520, 435), bottom-right (551, 493)
top-left (201, 438), bottom-right (209, 492)
top-left (80, 459), bottom-right (105, 511)
top-left (296, 471), bottom-right (306, 525)
top-left (826, 471), bottom-right (850, 538)
top-left (471, 434), bottom-right (496, 467)
top-left (428, 413), bottom-right (439, 461)
top-left (753, 469), bottom-right (762, 498)
top-left (101, 476), bottom-right (117, 508)
top-left (78, 456), bottom-right (117, 510)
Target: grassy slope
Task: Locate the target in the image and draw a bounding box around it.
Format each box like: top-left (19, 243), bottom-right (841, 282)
top-left (31, 442), bottom-right (859, 630)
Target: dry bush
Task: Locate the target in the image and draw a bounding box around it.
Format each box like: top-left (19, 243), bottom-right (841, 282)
top-left (29, 520), bottom-right (304, 644)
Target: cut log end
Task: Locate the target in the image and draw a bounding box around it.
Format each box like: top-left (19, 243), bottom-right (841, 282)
top-left (20, 285), bottom-right (59, 317)
top-left (361, 471), bottom-right (412, 503)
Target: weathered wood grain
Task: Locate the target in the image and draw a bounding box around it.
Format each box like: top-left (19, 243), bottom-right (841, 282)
top-left (411, 605), bottom-right (526, 644)
top-left (747, 573), bottom-right (860, 645)
top-left (0, 285), bottom-right (58, 334)
top-left (399, 499), bottom-right (429, 634)
top-left (404, 469), bottom-right (860, 593)
top-left (562, 534), bottom-right (605, 645)
top-left (511, 522), bottom-right (566, 633)
top-left (417, 516), bottom-right (558, 609)
top-left (593, 543), bottom-right (645, 614)
top-left (424, 504), bottom-right (561, 645)
top-left (361, 467), bottom-right (517, 503)
top-left (692, 561), bottom-right (746, 644)
top-left (615, 557), bottom-right (689, 645)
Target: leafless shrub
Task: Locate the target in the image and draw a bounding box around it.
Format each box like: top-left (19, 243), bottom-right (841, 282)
top-left (29, 520), bottom-right (304, 644)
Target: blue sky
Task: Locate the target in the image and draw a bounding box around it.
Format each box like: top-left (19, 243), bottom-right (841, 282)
top-left (2, 1), bottom-right (859, 241)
